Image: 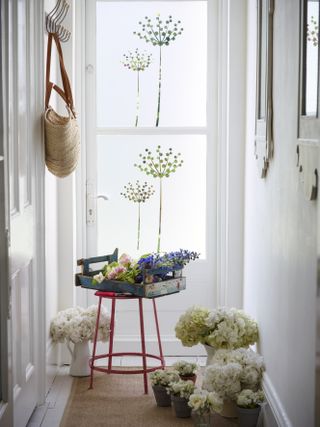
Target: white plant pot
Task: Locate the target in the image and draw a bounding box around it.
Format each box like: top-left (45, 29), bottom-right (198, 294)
top-left (203, 344), bottom-right (216, 366)
top-left (67, 340), bottom-right (91, 377)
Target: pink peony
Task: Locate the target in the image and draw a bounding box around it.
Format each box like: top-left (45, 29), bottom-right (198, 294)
top-left (107, 265), bottom-right (126, 280)
top-left (118, 253), bottom-right (133, 267)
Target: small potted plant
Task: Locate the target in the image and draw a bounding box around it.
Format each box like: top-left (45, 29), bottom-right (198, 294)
top-left (172, 360), bottom-right (198, 383)
top-left (150, 369), bottom-right (180, 407)
top-left (188, 389), bottom-right (223, 427)
top-left (202, 348), bottom-right (265, 418)
top-left (167, 379), bottom-right (196, 418)
top-left (236, 389), bottom-right (265, 427)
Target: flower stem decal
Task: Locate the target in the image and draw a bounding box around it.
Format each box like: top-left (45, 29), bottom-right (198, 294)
top-left (134, 15), bottom-right (184, 126)
top-left (134, 146), bottom-right (183, 252)
top-left (307, 15), bottom-right (319, 47)
top-left (122, 49), bottom-right (152, 126)
top-left (120, 180), bottom-right (154, 249)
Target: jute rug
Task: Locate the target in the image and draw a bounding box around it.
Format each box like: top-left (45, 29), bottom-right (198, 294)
top-left (60, 372), bottom-right (237, 427)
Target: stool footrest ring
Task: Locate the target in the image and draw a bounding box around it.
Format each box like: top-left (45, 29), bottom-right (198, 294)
top-left (90, 352), bottom-right (165, 375)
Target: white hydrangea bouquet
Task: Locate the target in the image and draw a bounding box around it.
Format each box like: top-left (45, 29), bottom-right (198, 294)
top-left (50, 305), bottom-right (110, 344)
top-left (167, 379), bottom-right (196, 399)
top-left (202, 348), bottom-right (265, 400)
top-left (188, 389), bottom-right (223, 415)
top-left (236, 389), bottom-right (265, 409)
top-left (150, 369), bottom-right (180, 387)
top-left (175, 306), bottom-right (259, 349)
top-left (172, 360), bottom-right (197, 378)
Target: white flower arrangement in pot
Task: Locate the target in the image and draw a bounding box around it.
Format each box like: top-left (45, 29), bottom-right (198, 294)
top-left (166, 380), bottom-right (196, 418)
top-left (236, 389), bottom-right (265, 427)
top-left (50, 305), bottom-right (110, 376)
top-left (175, 306), bottom-right (259, 364)
top-left (202, 348), bottom-right (265, 418)
top-left (188, 389), bottom-right (223, 427)
top-left (172, 360), bottom-right (198, 383)
top-left (150, 369), bottom-right (180, 407)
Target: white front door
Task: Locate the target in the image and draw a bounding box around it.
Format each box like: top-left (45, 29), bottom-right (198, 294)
top-left (0, 2), bottom-right (12, 425)
top-left (6, 1), bottom-right (45, 425)
top-left (82, 0), bottom-right (217, 355)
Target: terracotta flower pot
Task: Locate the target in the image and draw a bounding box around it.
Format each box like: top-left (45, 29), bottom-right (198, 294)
top-left (179, 374), bottom-right (197, 383)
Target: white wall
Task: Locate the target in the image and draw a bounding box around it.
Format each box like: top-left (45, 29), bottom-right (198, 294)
top-left (45, 0), bottom-right (78, 373)
top-left (243, 1), bottom-right (317, 426)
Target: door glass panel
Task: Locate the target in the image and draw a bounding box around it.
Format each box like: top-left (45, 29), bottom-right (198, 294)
top-left (305, 0), bottom-right (319, 115)
top-left (96, 134), bottom-right (206, 258)
top-left (96, 1), bottom-right (207, 127)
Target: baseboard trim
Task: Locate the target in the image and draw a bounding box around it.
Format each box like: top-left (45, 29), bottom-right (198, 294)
top-left (263, 373), bottom-right (292, 427)
top-left (46, 339), bottom-right (59, 395)
top-left (113, 334), bottom-right (206, 356)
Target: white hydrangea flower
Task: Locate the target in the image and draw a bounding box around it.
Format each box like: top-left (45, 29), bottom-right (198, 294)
top-left (172, 360), bottom-right (197, 376)
top-left (150, 369), bottom-right (180, 387)
top-left (188, 389), bottom-right (223, 414)
top-left (205, 307), bottom-right (259, 349)
top-left (167, 380), bottom-right (196, 399)
top-left (237, 389), bottom-right (264, 408)
top-left (50, 305), bottom-right (111, 343)
top-left (202, 348), bottom-right (265, 401)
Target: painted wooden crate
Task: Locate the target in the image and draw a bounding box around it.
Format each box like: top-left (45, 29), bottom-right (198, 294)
top-left (75, 249), bottom-right (186, 299)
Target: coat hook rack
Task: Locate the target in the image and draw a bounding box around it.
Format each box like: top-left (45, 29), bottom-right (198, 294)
top-left (46, 0), bottom-right (71, 43)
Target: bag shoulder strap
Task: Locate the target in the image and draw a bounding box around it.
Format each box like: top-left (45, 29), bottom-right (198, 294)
top-left (45, 33), bottom-right (76, 117)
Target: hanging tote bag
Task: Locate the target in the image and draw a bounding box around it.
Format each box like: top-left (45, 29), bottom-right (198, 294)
top-left (44, 33), bottom-right (80, 178)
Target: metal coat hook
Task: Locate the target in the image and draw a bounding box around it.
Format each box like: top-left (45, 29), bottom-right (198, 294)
top-left (46, 0), bottom-right (71, 43)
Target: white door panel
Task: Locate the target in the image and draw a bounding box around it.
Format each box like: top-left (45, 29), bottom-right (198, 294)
top-left (7, 0), bottom-right (41, 425)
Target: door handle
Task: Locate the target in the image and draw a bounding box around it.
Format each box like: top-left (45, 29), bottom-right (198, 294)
top-left (86, 188), bottom-right (109, 225)
top-left (97, 195), bottom-right (109, 201)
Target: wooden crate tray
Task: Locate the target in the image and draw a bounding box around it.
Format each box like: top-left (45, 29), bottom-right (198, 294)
top-left (75, 249), bottom-right (186, 299)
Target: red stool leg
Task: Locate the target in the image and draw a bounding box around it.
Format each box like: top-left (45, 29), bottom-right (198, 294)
top-left (138, 298), bottom-right (148, 394)
top-left (152, 299), bottom-right (165, 368)
top-left (89, 296), bottom-right (103, 389)
top-left (107, 297), bottom-right (116, 373)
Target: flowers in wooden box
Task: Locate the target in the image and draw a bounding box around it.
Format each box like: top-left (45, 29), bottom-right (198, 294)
top-left (92, 249), bottom-right (200, 285)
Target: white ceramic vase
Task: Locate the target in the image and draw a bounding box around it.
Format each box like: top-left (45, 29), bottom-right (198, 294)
top-left (203, 344), bottom-right (216, 366)
top-left (67, 340), bottom-right (91, 377)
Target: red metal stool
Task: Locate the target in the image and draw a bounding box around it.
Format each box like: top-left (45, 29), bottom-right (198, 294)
top-left (89, 291), bottom-right (165, 394)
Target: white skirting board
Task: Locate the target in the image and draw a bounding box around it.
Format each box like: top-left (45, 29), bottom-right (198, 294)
top-left (55, 335), bottom-right (207, 365)
top-left (46, 340), bottom-right (59, 395)
top-left (262, 373), bottom-right (293, 427)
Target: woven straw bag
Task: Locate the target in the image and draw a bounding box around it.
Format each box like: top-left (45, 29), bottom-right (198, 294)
top-left (44, 33), bottom-right (80, 178)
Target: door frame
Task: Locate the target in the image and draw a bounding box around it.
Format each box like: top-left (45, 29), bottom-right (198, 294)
top-left (0, 0), bottom-right (13, 424)
top-left (74, 0), bottom-right (247, 311)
